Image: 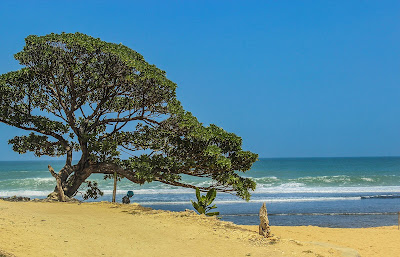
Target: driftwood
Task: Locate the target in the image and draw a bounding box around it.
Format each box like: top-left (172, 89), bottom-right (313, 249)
top-left (259, 202), bottom-right (271, 237)
top-left (48, 165), bottom-right (66, 202)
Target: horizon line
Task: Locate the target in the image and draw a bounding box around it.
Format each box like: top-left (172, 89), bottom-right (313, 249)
top-left (0, 155), bottom-right (399, 162)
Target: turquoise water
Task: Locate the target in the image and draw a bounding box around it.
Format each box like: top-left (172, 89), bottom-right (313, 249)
top-left (1, 157), bottom-right (400, 227)
top-left (249, 157), bottom-right (400, 191)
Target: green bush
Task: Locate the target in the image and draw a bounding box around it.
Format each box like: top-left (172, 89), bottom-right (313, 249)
top-left (191, 188), bottom-right (220, 216)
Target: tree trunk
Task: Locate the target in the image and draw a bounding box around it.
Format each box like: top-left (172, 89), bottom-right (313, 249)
top-left (48, 165), bottom-right (66, 202)
top-left (64, 170), bottom-right (92, 197)
top-left (50, 162), bottom-right (144, 200)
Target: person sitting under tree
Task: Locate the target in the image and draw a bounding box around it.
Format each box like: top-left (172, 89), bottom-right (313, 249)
top-left (122, 191), bottom-right (134, 204)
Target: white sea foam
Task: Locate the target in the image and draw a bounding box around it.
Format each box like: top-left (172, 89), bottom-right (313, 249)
top-left (100, 188), bottom-right (193, 195)
top-left (360, 177), bottom-right (374, 182)
top-left (87, 184), bottom-right (400, 195)
top-left (251, 176), bottom-right (279, 180)
top-left (137, 196), bottom-right (361, 206)
top-left (0, 190), bottom-right (49, 197)
top-left (254, 184), bottom-right (400, 193)
top-left (245, 197), bottom-right (361, 203)
top-left (0, 187), bottom-right (194, 197)
top-left (298, 175), bottom-right (351, 183)
top-left (2, 185), bottom-right (400, 198)
top-left (0, 177), bottom-right (54, 182)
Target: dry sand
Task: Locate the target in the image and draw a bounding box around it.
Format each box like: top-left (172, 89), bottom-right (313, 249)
top-left (0, 200), bottom-right (398, 256)
top-left (246, 225), bottom-right (400, 257)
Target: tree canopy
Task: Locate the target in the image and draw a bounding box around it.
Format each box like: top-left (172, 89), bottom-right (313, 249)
top-left (0, 32), bottom-right (258, 200)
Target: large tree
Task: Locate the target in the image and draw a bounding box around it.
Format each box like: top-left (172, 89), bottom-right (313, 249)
top-left (0, 33), bottom-right (258, 201)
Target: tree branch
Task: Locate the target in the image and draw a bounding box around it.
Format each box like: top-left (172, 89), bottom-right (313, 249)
top-left (48, 165), bottom-right (66, 202)
top-left (153, 177), bottom-right (235, 193)
top-left (0, 117), bottom-right (69, 148)
top-left (87, 163), bottom-right (144, 184)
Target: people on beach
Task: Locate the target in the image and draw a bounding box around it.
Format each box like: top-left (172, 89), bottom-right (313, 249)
top-left (122, 191), bottom-right (134, 204)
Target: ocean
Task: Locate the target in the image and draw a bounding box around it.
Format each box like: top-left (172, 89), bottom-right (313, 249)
top-left (1, 157), bottom-right (399, 228)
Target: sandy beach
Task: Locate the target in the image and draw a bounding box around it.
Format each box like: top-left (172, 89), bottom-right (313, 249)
top-left (0, 200), bottom-right (399, 256)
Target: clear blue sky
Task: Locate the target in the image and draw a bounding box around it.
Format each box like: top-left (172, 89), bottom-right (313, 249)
top-left (0, 0), bottom-right (399, 160)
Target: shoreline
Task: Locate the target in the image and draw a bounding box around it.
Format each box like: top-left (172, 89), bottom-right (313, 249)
top-left (1, 194), bottom-right (399, 228)
top-left (0, 200), bottom-right (399, 256)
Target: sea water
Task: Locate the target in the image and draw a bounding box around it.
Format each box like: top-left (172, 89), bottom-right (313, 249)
top-left (1, 157), bottom-right (399, 228)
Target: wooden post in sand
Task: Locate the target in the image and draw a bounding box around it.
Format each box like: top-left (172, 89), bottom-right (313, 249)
top-left (398, 212), bottom-right (399, 230)
top-left (259, 202), bottom-right (271, 237)
top-left (112, 172), bottom-right (117, 203)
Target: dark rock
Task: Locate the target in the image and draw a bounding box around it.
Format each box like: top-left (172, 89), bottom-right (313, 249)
top-left (0, 195), bottom-right (30, 202)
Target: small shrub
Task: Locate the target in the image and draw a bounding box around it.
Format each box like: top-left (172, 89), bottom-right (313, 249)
top-left (76, 181), bottom-right (104, 200)
top-left (191, 188), bottom-right (220, 216)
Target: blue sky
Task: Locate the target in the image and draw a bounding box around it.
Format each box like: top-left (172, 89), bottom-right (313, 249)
top-left (0, 0), bottom-right (399, 160)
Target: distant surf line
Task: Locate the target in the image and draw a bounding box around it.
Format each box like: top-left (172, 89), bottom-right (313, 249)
top-left (221, 212), bottom-right (399, 217)
top-left (137, 197), bottom-right (361, 206)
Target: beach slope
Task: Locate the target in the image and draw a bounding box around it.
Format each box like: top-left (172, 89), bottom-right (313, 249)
top-left (0, 200), bottom-right (389, 256)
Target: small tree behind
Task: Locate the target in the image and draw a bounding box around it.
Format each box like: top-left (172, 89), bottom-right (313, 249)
top-left (191, 188), bottom-right (220, 216)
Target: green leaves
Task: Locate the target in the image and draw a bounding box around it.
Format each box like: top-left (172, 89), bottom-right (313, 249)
top-left (0, 32), bottom-right (258, 201)
top-left (128, 105), bottom-right (258, 200)
top-left (9, 133), bottom-right (67, 157)
top-left (79, 181), bottom-right (104, 200)
top-left (191, 188), bottom-right (220, 216)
